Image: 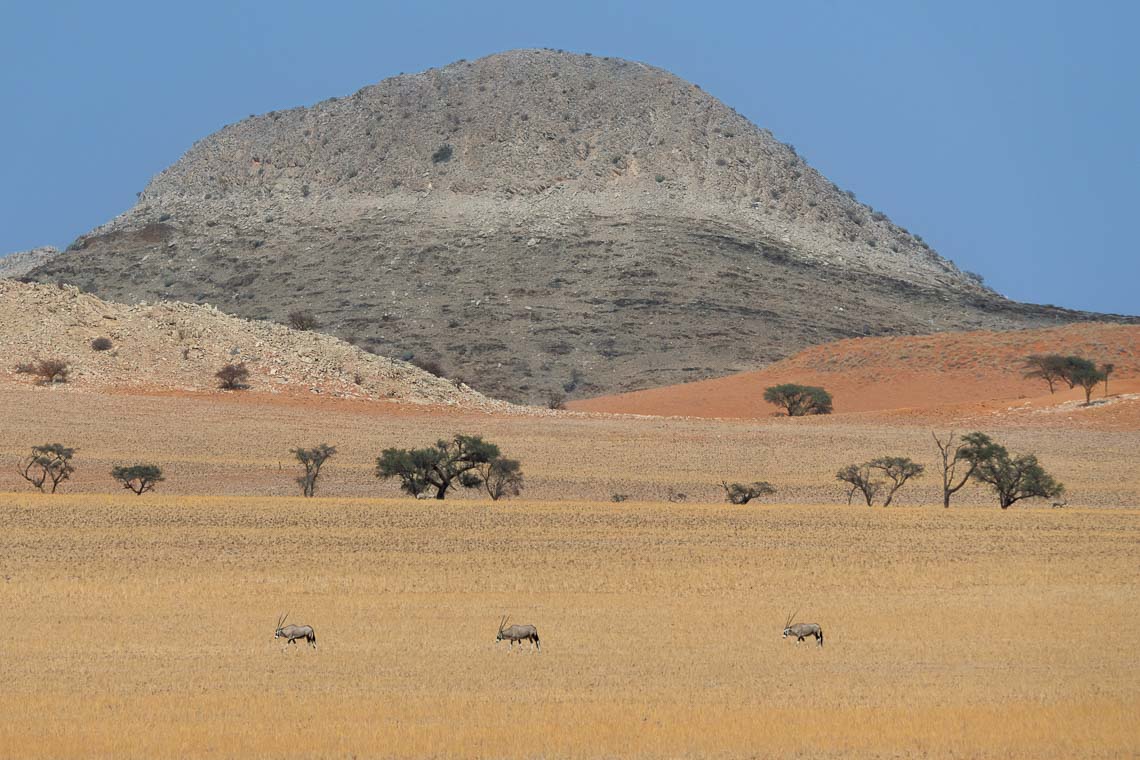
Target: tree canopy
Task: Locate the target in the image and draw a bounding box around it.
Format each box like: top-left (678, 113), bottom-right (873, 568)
top-left (763, 384), bottom-right (833, 416)
top-left (970, 446), bottom-right (1063, 509)
top-left (111, 464), bottom-right (165, 495)
top-left (17, 443), bottom-right (76, 494)
top-left (376, 434), bottom-right (509, 500)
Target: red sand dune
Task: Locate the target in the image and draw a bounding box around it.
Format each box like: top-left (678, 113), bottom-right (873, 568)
top-left (569, 323), bottom-right (1140, 419)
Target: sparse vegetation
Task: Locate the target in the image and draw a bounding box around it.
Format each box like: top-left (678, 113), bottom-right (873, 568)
top-left (111, 464), bottom-right (165, 495)
top-left (288, 310), bottom-right (320, 331)
top-left (836, 463), bottom-right (880, 506)
top-left (1069, 362), bottom-right (1106, 405)
top-left (763, 384), bottom-right (833, 416)
top-left (215, 362), bottom-right (250, 390)
top-left (291, 443), bottom-right (336, 497)
top-left (721, 480), bottom-right (776, 505)
top-left (932, 431), bottom-right (1001, 508)
top-left (970, 445), bottom-right (1064, 509)
top-left (375, 434), bottom-right (504, 500)
top-left (545, 390), bottom-right (567, 410)
top-left (836, 457), bottom-right (922, 506)
top-left (28, 359), bottom-right (70, 385)
top-left (866, 456), bottom-right (924, 506)
top-left (476, 457), bottom-right (524, 500)
top-left (431, 144), bottom-right (453, 163)
top-left (411, 356), bottom-right (445, 377)
top-left (90, 337), bottom-right (114, 351)
top-left (1022, 354), bottom-right (1068, 393)
top-left (16, 443), bottom-right (76, 494)
top-left (1022, 354), bottom-right (1105, 402)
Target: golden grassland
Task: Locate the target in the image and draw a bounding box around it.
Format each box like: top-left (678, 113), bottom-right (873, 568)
top-left (0, 494), bottom-right (1137, 758)
top-left (1, 384), bottom-right (1138, 757)
top-left (1, 385), bottom-right (1137, 506)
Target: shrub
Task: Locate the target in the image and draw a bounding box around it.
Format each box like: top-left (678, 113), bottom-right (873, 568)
top-left (411, 356), bottom-right (445, 377)
top-left (216, 362), bottom-right (250, 390)
top-left (611, 493), bottom-right (630, 503)
top-left (291, 443), bottom-right (336, 498)
top-left (431, 144), bottom-right (454, 163)
top-left (90, 337), bottom-right (114, 351)
top-left (721, 480), bottom-right (777, 505)
top-left (763, 384), bottom-right (833, 416)
top-left (31, 359), bottom-right (70, 385)
top-left (111, 464), bottom-right (165, 495)
top-left (545, 391), bottom-right (567, 410)
top-left (287, 310), bottom-right (320, 331)
top-left (17, 443), bottom-right (76, 494)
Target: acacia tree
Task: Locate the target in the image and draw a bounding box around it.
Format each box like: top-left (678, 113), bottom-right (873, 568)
top-left (111, 464), bottom-right (165, 495)
top-left (721, 480), bottom-right (777, 505)
top-left (867, 457), bottom-right (924, 506)
top-left (1022, 354), bottom-right (1067, 394)
top-left (970, 447), bottom-right (1063, 509)
top-left (376, 434), bottom-right (502, 500)
top-left (1059, 356), bottom-right (1097, 389)
top-left (291, 443), bottom-right (336, 497)
top-left (763, 384), bottom-right (833, 416)
top-left (836, 464), bottom-right (881, 506)
top-left (1069, 363), bottom-right (1106, 405)
top-left (477, 458), bottom-right (524, 501)
top-left (17, 443), bottom-right (76, 493)
top-left (932, 431), bottom-right (1001, 508)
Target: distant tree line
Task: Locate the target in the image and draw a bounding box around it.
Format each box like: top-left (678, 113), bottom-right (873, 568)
top-left (1022, 354), bottom-right (1114, 405)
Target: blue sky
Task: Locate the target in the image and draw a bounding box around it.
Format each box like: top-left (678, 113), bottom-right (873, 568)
top-left (2, 0), bottom-right (1136, 314)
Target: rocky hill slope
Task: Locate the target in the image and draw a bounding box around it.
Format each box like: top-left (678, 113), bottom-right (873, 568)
top-left (1, 247), bottom-right (60, 279)
top-left (26, 49), bottom-right (1133, 402)
top-left (0, 280), bottom-right (508, 410)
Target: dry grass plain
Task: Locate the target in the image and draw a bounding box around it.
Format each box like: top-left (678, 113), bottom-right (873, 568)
top-left (1, 384), bottom-right (1139, 757)
top-left (1, 495), bottom-right (1137, 758)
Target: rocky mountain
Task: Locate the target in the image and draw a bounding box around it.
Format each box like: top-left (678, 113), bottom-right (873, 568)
top-left (1, 247), bottom-right (60, 279)
top-left (26, 49), bottom-right (1134, 403)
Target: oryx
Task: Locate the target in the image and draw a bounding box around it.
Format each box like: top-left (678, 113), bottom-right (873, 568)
top-left (782, 609), bottom-right (823, 647)
top-left (274, 612), bottom-right (317, 648)
top-left (496, 615), bottom-right (540, 651)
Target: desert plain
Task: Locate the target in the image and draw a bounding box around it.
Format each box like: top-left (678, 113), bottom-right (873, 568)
top-left (1, 341), bottom-right (1138, 758)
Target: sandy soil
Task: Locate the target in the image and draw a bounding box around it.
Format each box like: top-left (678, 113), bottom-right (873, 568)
top-left (570, 323), bottom-right (1140, 422)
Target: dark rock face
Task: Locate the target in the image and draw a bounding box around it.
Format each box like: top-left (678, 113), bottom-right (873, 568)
top-left (28, 50), bottom-right (1133, 403)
